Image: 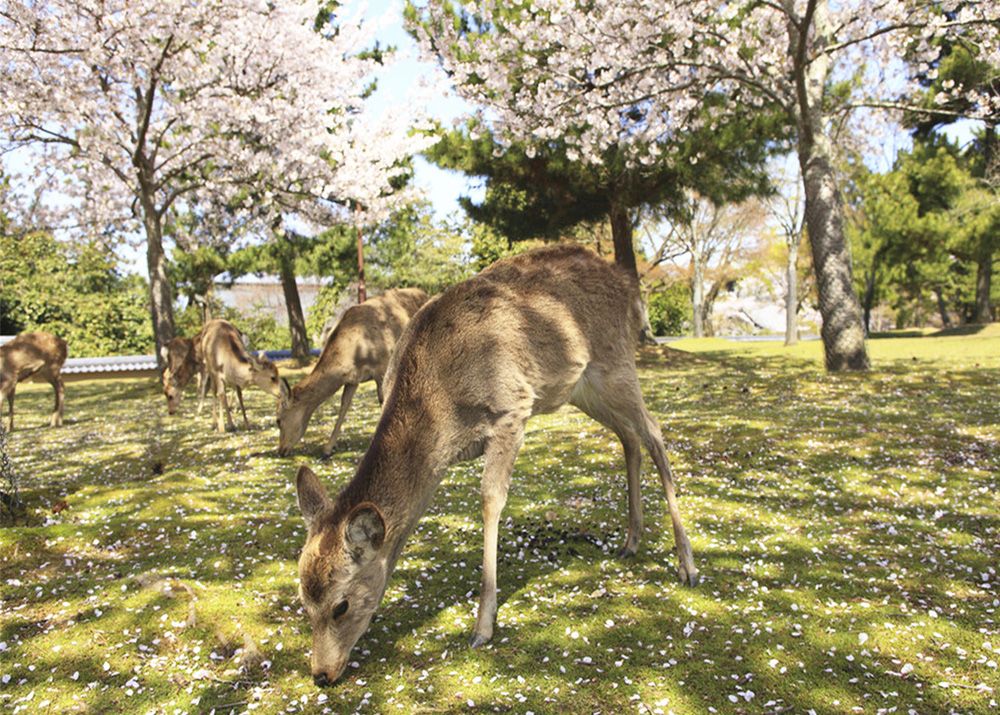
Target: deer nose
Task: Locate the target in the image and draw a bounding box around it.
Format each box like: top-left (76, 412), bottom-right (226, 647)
top-left (313, 672), bottom-right (333, 688)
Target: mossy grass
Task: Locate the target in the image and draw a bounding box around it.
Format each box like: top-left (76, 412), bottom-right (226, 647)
top-left (1, 330), bottom-right (997, 713)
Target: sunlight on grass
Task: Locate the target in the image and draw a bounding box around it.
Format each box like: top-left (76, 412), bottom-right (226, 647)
top-left (2, 334), bottom-right (999, 714)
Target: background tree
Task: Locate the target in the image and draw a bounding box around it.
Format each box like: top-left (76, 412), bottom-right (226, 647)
top-left (643, 194), bottom-right (767, 337)
top-left (0, 0), bottom-right (394, 365)
top-left (412, 0), bottom-right (997, 371)
top-left (906, 38), bottom-right (998, 321)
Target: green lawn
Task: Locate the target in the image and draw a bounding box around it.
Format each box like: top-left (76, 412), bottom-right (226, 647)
top-left (2, 329), bottom-right (998, 714)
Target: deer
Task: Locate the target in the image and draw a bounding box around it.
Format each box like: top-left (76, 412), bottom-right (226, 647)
top-left (277, 287), bottom-right (429, 457)
top-left (0, 331), bottom-right (68, 431)
top-left (199, 319), bottom-right (281, 432)
top-left (160, 334), bottom-right (211, 415)
top-left (292, 244), bottom-right (698, 687)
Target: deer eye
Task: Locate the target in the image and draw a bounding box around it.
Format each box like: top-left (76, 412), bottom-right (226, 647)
top-left (332, 600), bottom-right (349, 620)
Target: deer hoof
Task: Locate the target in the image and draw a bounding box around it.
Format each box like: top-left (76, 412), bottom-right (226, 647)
top-left (678, 564), bottom-right (700, 587)
top-left (469, 632), bottom-right (491, 649)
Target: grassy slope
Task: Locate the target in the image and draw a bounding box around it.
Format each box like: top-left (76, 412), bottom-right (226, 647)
top-left (1, 329), bottom-right (998, 714)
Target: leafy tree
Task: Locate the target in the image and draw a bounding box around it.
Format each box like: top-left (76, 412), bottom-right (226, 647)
top-left (0, 228), bottom-right (153, 356)
top-left (646, 283), bottom-right (692, 337)
top-left (412, 0), bottom-right (996, 371)
top-left (0, 0), bottom-right (404, 364)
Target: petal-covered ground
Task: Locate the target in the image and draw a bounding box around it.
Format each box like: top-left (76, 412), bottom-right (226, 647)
top-left (2, 328), bottom-right (998, 714)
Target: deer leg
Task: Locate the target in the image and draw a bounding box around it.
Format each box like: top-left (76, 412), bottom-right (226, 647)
top-left (322, 383), bottom-right (357, 457)
top-left (235, 385), bottom-right (249, 428)
top-left (616, 432), bottom-right (644, 558)
top-left (196, 370), bottom-right (211, 416)
top-left (639, 407), bottom-right (698, 586)
top-left (375, 378), bottom-right (384, 405)
top-left (216, 380), bottom-right (234, 433)
top-left (570, 376), bottom-right (644, 558)
top-left (5, 385), bottom-right (14, 432)
top-left (49, 371), bottom-right (64, 427)
top-left (470, 419), bottom-right (524, 648)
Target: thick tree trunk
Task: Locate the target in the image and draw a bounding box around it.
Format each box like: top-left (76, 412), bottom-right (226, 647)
top-left (278, 253), bottom-right (310, 360)
top-left (862, 266), bottom-right (877, 335)
top-left (609, 201), bottom-right (638, 279)
top-left (785, 238), bottom-right (799, 345)
top-left (691, 256), bottom-right (705, 338)
top-left (141, 203), bottom-right (175, 369)
top-left (793, 0), bottom-right (869, 371)
top-left (799, 148), bottom-right (869, 369)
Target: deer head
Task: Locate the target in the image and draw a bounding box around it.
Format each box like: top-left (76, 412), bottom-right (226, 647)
top-left (249, 355), bottom-right (281, 397)
top-left (277, 378), bottom-right (309, 455)
top-left (295, 466), bottom-right (389, 686)
top-left (161, 343), bottom-right (192, 415)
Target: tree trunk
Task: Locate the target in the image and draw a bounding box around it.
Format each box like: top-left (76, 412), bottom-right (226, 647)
top-left (793, 0), bottom-right (869, 371)
top-left (974, 245), bottom-right (993, 323)
top-left (609, 201), bottom-right (638, 279)
top-left (278, 252), bottom-right (310, 360)
top-left (974, 125), bottom-right (996, 323)
top-left (934, 287), bottom-right (952, 328)
top-left (861, 261), bottom-right (879, 335)
top-left (785, 238), bottom-right (799, 345)
top-left (356, 224), bottom-right (367, 304)
top-left (141, 202), bottom-right (175, 369)
top-left (691, 256), bottom-right (705, 338)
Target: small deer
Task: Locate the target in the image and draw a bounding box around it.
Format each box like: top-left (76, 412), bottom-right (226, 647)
top-left (277, 288), bottom-right (429, 457)
top-left (199, 319), bottom-right (281, 432)
top-left (293, 245), bottom-right (698, 686)
top-left (0, 331), bottom-right (68, 431)
top-left (160, 335), bottom-right (210, 415)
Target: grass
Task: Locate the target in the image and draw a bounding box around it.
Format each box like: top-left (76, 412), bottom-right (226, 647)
top-left (1, 329), bottom-right (998, 714)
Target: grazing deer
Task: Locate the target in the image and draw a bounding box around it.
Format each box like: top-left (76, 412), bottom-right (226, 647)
top-left (160, 335), bottom-right (211, 415)
top-left (293, 245), bottom-right (698, 686)
top-left (199, 319), bottom-right (281, 432)
top-left (0, 331), bottom-right (68, 431)
top-left (277, 288), bottom-right (429, 457)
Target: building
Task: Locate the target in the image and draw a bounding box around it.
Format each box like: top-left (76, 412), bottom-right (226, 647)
top-left (213, 274), bottom-right (332, 325)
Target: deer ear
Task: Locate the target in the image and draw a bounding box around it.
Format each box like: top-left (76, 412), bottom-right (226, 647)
top-left (296, 465), bottom-right (330, 528)
top-left (345, 502), bottom-right (385, 561)
top-left (279, 377), bottom-right (292, 399)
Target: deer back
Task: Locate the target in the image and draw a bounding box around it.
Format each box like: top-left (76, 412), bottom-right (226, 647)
top-left (0, 331), bottom-right (68, 381)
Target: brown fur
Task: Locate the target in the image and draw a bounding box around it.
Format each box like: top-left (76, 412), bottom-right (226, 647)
top-left (0, 331), bottom-right (68, 430)
top-left (277, 288), bottom-right (429, 456)
top-left (198, 319), bottom-right (280, 432)
top-left (160, 335), bottom-right (208, 415)
top-left (294, 245), bottom-right (698, 685)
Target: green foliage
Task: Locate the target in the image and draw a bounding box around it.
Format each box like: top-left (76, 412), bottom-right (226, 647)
top-left (174, 301), bottom-right (287, 353)
top-left (847, 134), bottom-right (999, 326)
top-left (0, 229), bottom-right (154, 356)
top-left (647, 282), bottom-right (692, 336)
top-left (366, 201), bottom-right (473, 293)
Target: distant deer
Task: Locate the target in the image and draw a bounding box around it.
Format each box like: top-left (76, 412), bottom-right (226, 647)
top-left (199, 319), bottom-right (281, 432)
top-left (293, 245), bottom-right (698, 686)
top-left (160, 335), bottom-right (210, 415)
top-left (277, 288), bottom-right (429, 457)
top-left (0, 331), bottom-right (68, 431)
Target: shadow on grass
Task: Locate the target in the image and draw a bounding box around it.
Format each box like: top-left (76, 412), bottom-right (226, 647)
top-left (2, 350), bottom-right (998, 714)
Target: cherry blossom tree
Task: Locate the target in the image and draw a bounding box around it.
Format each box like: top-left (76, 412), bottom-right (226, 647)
top-left (412, 0), bottom-right (998, 371)
top-left (0, 0), bottom-right (410, 363)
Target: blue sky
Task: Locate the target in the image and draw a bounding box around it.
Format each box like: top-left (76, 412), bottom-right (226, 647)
top-left (357, 0), bottom-right (478, 219)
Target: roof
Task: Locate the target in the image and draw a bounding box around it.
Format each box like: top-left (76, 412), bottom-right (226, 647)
top-left (59, 348), bottom-right (321, 375)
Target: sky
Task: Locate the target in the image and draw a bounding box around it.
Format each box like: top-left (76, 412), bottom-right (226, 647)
top-left (357, 0), bottom-right (479, 219)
